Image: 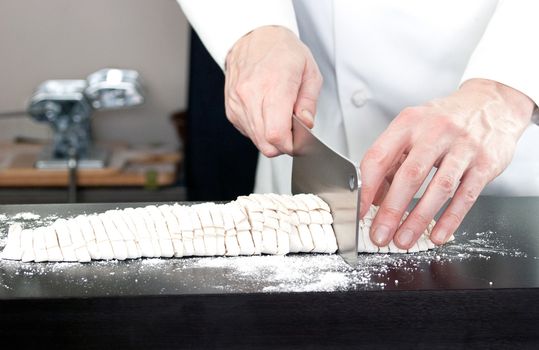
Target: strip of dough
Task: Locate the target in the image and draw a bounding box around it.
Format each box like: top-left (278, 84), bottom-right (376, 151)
top-left (322, 224), bottom-right (338, 253)
top-left (20, 229), bottom-right (35, 262)
top-left (145, 206), bottom-right (174, 258)
top-left (191, 204), bottom-right (211, 256)
top-left (44, 226), bottom-right (64, 262)
top-left (288, 225), bottom-right (303, 253)
top-left (124, 208), bottom-right (155, 258)
top-left (159, 205), bottom-right (184, 258)
top-left (309, 224), bottom-right (327, 253)
top-left (53, 218), bottom-right (78, 262)
top-left (76, 215), bottom-right (100, 260)
top-left (32, 227), bottom-right (49, 263)
top-left (172, 205), bottom-right (195, 257)
top-left (116, 210), bottom-right (143, 258)
top-left (136, 207), bottom-right (162, 257)
top-left (88, 214), bottom-right (114, 260)
top-left (203, 204), bottom-right (224, 256)
top-left (0, 223), bottom-right (23, 260)
top-left (297, 224), bottom-right (314, 253)
top-left (67, 218), bottom-right (91, 262)
top-left (261, 227), bottom-right (278, 255)
top-left (99, 213), bottom-right (128, 260)
top-left (107, 210), bottom-right (140, 259)
top-left (224, 228), bottom-right (240, 256)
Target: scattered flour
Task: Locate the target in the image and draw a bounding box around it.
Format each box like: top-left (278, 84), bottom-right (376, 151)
top-left (131, 229), bottom-right (527, 293)
top-left (12, 212), bottom-right (41, 220)
top-left (0, 212), bottom-right (531, 293)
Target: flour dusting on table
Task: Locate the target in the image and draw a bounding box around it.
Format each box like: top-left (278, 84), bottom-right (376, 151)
top-left (12, 212), bottom-right (41, 221)
top-left (0, 212), bottom-right (530, 293)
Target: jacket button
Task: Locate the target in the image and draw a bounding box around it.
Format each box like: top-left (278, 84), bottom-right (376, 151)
top-left (351, 89), bottom-right (369, 107)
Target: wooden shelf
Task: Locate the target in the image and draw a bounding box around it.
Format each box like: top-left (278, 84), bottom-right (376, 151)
top-left (0, 142), bottom-right (183, 187)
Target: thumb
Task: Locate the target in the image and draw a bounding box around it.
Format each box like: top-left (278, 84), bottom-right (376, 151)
top-left (294, 56), bottom-right (322, 129)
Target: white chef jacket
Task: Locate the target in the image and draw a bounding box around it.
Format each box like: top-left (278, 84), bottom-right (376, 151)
top-left (178, 0), bottom-right (539, 196)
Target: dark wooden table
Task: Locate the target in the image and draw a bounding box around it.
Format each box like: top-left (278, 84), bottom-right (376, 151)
top-left (0, 196), bottom-right (538, 349)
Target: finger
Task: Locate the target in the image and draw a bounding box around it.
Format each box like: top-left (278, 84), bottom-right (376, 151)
top-left (370, 144), bottom-right (440, 247)
top-left (261, 79), bottom-right (300, 155)
top-left (372, 178), bottom-right (390, 206)
top-left (429, 167), bottom-right (487, 245)
top-left (359, 131), bottom-right (410, 219)
top-left (231, 77), bottom-right (282, 157)
top-left (394, 151), bottom-right (470, 249)
top-left (252, 114), bottom-right (282, 157)
top-left (372, 156), bottom-right (405, 206)
top-left (243, 93), bottom-right (281, 157)
top-left (293, 55), bottom-right (322, 129)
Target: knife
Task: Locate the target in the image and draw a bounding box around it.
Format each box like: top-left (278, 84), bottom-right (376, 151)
top-left (291, 115), bottom-right (360, 266)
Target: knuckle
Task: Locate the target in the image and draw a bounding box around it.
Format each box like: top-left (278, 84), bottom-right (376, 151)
top-left (436, 116), bottom-right (463, 135)
top-left (409, 211), bottom-right (432, 228)
top-left (235, 81), bottom-right (255, 99)
top-left (462, 186), bottom-right (480, 206)
top-left (400, 161), bottom-right (426, 185)
top-left (265, 129), bottom-right (284, 145)
top-left (433, 174), bottom-right (457, 195)
top-left (380, 206), bottom-right (404, 223)
top-left (397, 107), bottom-right (420, 123)
top-left (444, 211), bottom-right (463, 228)
top-left (474, 158), bottom-right (498, 178)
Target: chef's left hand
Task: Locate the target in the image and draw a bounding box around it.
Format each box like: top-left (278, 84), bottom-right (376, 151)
top-left (359, 78), bottom-right (535, 249)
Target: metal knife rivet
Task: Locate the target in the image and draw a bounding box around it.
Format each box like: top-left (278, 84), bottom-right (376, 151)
top-left (348, 175), bottom-right (356, 191)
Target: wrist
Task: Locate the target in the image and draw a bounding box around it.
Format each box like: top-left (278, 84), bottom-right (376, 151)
top-left (460, 78), bottom-right (535, 123)
top-left (225, 25), bottom-right (297, 70)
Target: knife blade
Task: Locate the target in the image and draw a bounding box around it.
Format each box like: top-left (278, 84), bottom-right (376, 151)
top-left (291, 115), bottom-right (360, 266)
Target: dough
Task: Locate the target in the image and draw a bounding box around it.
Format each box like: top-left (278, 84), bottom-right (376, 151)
top-left (32, 227), bottom-right (49, 263)
top-left (53, 219), bottom-right (78, 262)
top-left (44, 226), bottom-right (64, 262)
top-left (145, 206), bottom-right (174, 258)
top-left (66, 218), bottom-right (91, 262)
top-left (0, 223), bottom-right (23, 260)
top-left (136, 207), bottom-right (162, 257)
top-left (99, 213), bottom-right (128, 261)
top-left (288, 225), bottom-right (303, 253)
top-left (20, 229), bottom-right (35, 263)
top-left (159, 205), bottom-right (184, 258)
top-left (0, 193), bottom-right (447, 262)
top-left (76, 215), bottom-right (100, 260)
top-left (89, 214), bottom-right (115, 260)
top-left (124, 208), bottom-right (155, 258)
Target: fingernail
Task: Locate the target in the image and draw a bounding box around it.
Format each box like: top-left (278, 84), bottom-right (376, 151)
top-left (373, 225), bottom-right (390, 246)
top-left (397, 229), bottom-right (415, 247)
top-left (301, 109), bottom-right (314, 125)
top-left (431, 230), bottom-right (447, 245)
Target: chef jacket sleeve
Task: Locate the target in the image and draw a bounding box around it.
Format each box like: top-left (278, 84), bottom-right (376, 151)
top-left (177, 0), bottom-right (299, 71)
top-left (460, 0), bottom-right (539, 121)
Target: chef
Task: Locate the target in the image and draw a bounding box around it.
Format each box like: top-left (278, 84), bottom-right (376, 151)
top-left (177, 0), bottom-right (539, 251)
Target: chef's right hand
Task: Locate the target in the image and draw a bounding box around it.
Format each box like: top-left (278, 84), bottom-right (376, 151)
top-left (224, 26), bottom-right (323, 157)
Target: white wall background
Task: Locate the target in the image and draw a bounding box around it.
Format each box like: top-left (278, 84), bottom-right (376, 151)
top-left (0, 0), bottom-right (190, 148)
